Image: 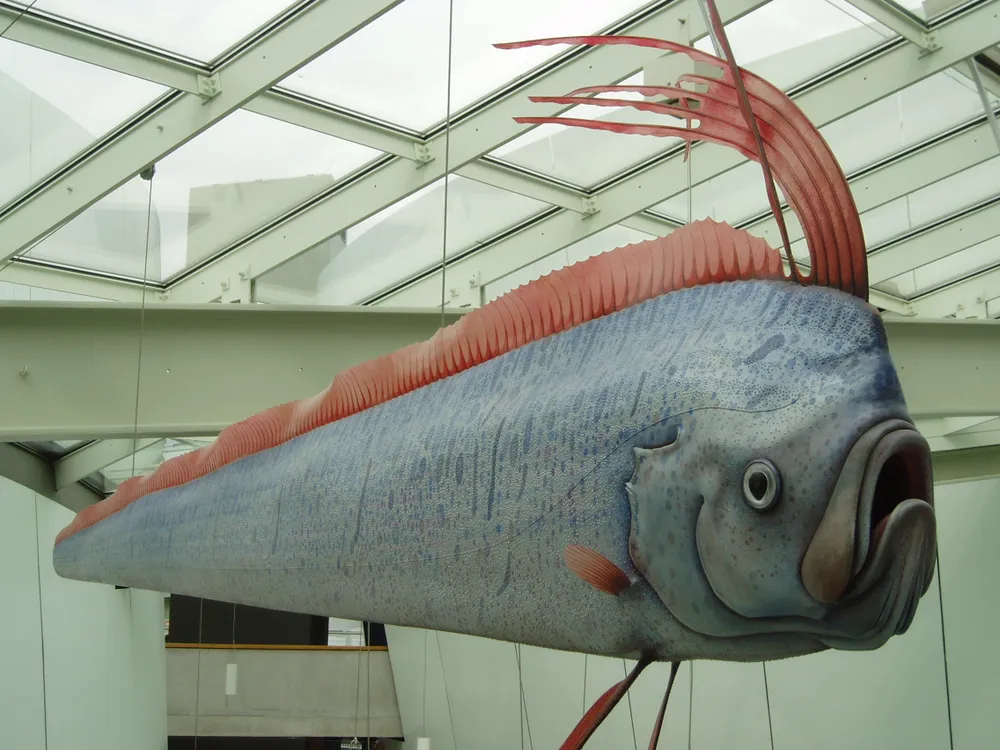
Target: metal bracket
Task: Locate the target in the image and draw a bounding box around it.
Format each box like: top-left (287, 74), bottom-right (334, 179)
top-left (448, 271), bottom-right (482, 308)
top-left (581, 197), bottom-right (600, 217)
top-left (197, 73), bottom-right (222, 100)
top-left (917, 32), bottom-right (941, 56)
top-left (220, 267), bottom-right (252, 303)
top-left (413, 143), bottom-right (435, 167)
top-left (955, 293), bottom-right (988, 319)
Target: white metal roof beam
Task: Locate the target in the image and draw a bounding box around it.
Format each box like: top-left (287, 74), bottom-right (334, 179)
top-left (0, 4), bottom-right (201, 91)
top-left (909, 264), bottom-right (1000, 317)
top-left (0, 442), bottom-right (104, 512)
top-left (165, 0), bottom-right (769, 303)
top-left (0, 0), bottom-right (406, 262)
top-left (0, 302), bottom-right (995, 446)
top-left (0, 302), bottom-right (462, 441)
top-left (377, 0), bottom-right (1000, 308)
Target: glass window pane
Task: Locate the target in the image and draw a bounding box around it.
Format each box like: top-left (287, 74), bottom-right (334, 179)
top-left (0, 38), bottom-right (166, 206)
top-left (0, 278), bottom-right (106, 302)
top-left (888, 0), bottom-right (978, 22)
top-left (489, 0), bottom-right (895, 188)
top-left (32, 0), bottom-right (297, 61)
top-left (877, 234), bottom-right (1000, 299)
top-left (18, 176), bottom-right (159, 279)
top-left (694, 0), bottom-right (896, 91)
top-left (490, 73), bottom-right (682, 188)
top-left (484, 224), bottom-right (656, 302)
top-left (863, 155), bottom-right (1000, 249)
top-left (152, 110), bottom-right (381, 279)
top-left (820, 71), bottom-right (998, 176)
top-left (255, 176), bottom-right (549, 305)
top-left (652, 161), bottom-right (782, 226)
top-left (18, 111), bottom-right (381, 281)
top-left (280, 0), bottom-right (650, 131)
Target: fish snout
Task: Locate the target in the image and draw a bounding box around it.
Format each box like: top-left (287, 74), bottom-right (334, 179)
top-left (800, 419), bottom-right (934, 606)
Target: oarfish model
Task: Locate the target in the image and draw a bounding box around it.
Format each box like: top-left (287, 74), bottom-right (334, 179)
top-left (53, 14), bottom-right (936, 750)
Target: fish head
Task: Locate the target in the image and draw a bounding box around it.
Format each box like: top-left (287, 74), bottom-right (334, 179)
top-left (627, 282), bottom-right (936, 658)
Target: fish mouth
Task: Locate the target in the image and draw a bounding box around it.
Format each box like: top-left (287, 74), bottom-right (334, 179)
top-left (800, 418), bottom-right (936, 646)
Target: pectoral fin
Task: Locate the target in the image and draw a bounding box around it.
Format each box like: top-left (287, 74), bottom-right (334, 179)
top-left (564, 545), bottom-right (631, 595)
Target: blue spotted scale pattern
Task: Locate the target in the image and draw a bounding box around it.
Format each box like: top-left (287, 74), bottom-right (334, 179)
top-left (53, 280), bottom-right (908, 661)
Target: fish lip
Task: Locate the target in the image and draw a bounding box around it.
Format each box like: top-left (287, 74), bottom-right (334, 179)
top-left (809, 421), bottom-right (937, 649)
top-left (800, 418), bottom-right (919, 605)
top-left (847, 425), bottom-right (935, 598)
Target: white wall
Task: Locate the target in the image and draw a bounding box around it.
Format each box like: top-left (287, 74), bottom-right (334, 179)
top-left (0, 476), bottom-right (168, 750)
top-left (386, 477), bottom-right (1000, 750)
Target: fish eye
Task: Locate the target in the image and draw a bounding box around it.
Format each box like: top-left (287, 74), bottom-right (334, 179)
top-left (742, 460), bottom-right (781, 511)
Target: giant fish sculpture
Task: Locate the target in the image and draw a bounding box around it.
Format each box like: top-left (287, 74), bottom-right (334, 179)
top-left (53, 6), bottom-right (936, 748)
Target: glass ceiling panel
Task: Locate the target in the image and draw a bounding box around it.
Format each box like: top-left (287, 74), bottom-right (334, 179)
top-left (484, 224), bottom-right (655, 303)
top-left (491, 72), bottom-right (683, 188)
top-left (0, 38), bottom-right (166, 207)
top-left (820, 70), bottom-right (998, 176)
top-left (255, 175), bottom-right (549, 306)
top-left (151, 110), bottom-right (381, 280)
top-left (693, 0), bottom-right (895, 91)
top-left (13, 111), bottom-right (379, 282)
top-left (876, 233), bottom-right (1000, 300)
top-left (0, 277), bottom-right (106, 302)
top-left (654, 68), bottom-right (998, 230)
top-left (101, 438), bottom-right (211, 490)
top-left (863, 155), bottom-right (1000, 249)
top-left (17, 174), bottom-right (158, 279)
top-left (31, 0), bottom-right (297, 62)
top-left (280, 0), bottom-right (649, 131)
top-left (490, 0), bottom-right (894, 189)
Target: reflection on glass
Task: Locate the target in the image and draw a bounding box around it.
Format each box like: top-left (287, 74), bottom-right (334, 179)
top-left (888, 0), bottom-right (975, 21)
top-left (652, 161), bottom-right (788, 226)
top-left (281, 0), bottom-right (649, 130)
top-left (877, 234), bottom-right (1000, 299)
top-left (491, 0), bottom-right (895, 188)
top-left (0, 278), bottom-right (106, 302)
top-left (694, 0), bottom-right (895, 90)
top-left (256, 176), bottom-right (548, 306)
top-left (101, 437), bottom-right (213, 491)
top-left (151, 110), bottom-right (381, 279)
top-left (19, 176), bottom-right (161, 280)
top-left (861, 155), bottom-right (1000, 249)
top-left (484, 224), bottom-right (655, 302)
top-left (821, 71), bottom-right (999, 176)
top-left (18, 110), bottom-right (381, 282)
top-left (0, 38), bottom-right (165, 206)
top-left (33, 0), bottom-right (297, 61)
top-left (491, 73), bottom-right (684, 188)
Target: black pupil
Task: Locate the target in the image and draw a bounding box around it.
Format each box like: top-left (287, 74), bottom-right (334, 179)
top-left (748, 471), bottom-right (769, 501)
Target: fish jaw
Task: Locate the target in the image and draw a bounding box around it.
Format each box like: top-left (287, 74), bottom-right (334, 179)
top-left (800, 419), bottom-right (934, 605)
top-left (803, 420), bottom-right (937, 649)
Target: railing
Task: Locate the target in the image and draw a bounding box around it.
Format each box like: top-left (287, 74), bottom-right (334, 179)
top-left (167, 643), bottom-right (402, 738)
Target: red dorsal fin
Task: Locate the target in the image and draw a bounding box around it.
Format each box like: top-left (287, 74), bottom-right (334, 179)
top-left (564, 545), bottom-right (632, 595)
top-left (56, 219), bottom-right (782, 545)
top-left (496, 34), bottom-right (868, 301)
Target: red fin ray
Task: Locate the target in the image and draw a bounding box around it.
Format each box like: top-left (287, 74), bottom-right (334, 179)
top-left (497, 33), bottom-right (867, 299)
top-left (564, 545), bottom-right (632, 595)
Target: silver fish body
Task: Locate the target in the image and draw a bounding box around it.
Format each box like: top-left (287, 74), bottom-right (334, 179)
top-left (53, 279), bottom-right (935, 662)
